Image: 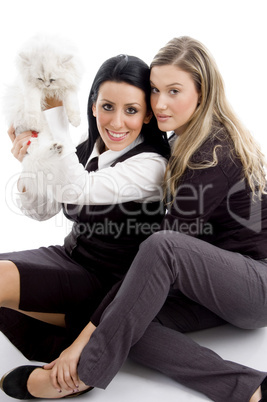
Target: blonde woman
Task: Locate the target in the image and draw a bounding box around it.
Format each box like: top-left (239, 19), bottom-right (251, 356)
top-left (2, 37), bottom-right (267, 402)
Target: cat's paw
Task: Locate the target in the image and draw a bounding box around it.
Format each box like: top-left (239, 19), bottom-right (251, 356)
top-left (68, 111), bottom-right (81, 127)
top-left (50, 142), bottom-right (63, 155)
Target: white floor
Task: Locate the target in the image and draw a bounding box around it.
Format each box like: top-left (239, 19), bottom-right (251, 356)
top-left (1, 137), bottom-right (267, 401)
top-left (1, 323), bottom-right (267, 401)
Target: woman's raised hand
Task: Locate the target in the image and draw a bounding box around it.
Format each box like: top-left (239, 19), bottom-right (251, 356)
top-left (8, 126), bottom-right (38, 162)
top-left (43, 96), bottom-right (63, 110)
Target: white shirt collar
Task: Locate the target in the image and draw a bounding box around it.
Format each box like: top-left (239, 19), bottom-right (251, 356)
top-left (88, 135), bottom-right (144, 170)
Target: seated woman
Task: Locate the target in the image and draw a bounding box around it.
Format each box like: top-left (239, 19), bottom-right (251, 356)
top-left (3, 37), bottom-right (266, 402)
top-left (0, 54), bottom-right (170, 399)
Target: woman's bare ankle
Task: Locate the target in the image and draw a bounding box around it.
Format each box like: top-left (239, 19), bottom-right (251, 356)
top-left (250, 386), bottom-right (262, 402)
top-left (27, 367), bottom-right (91, 399)
top-left (27, 368), bottom-right (74, 399)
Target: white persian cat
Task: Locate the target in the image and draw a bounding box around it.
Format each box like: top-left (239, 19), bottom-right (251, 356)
top-left (3, 35), bottom-right (83, 207)
top-left (4, 34), bottom-right (83, 135)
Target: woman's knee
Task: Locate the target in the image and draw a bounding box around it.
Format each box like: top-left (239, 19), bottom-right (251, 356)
top-left (137, 231), bottom-right (183, 281)
top-left (140, 230), bottom-right (175, 250)
top-left (140, 230), bottom-right (189, 256)
top-left (0, 260), bottom-right (20, 308)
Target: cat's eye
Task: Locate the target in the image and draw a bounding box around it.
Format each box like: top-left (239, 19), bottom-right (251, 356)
top-left (38, 78), bottom-right (44, 82)
top-left (50, 79), bottom-right (56, 83)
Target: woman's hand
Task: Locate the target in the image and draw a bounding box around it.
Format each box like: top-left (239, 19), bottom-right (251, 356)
top-left (43, 321), bottom-right (96, 392)
top-left (8, 126), bottom-right (38, 163)
top-left (44, 343), bottom-right (84, 393)
top-left (43, 96), bottom-right (63, 111)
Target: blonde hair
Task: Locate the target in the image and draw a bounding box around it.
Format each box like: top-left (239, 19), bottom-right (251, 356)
top-left (151, 36), bottom-right (266, 198)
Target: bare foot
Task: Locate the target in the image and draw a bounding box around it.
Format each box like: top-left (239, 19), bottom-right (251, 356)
top-left (27, 368), bottom-right (90, 399)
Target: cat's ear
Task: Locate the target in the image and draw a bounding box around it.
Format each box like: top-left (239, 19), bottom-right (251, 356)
top-left (18, 52), bottom-right (31, 65)
top-left (61, 55), bottom-right (74, 64)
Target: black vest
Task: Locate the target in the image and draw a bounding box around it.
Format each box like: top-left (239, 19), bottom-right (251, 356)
top-left (63, 142), bottom-right (166, 282)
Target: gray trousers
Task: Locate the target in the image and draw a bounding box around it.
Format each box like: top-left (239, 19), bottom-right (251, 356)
top-left (77, 231), bottom-right (267, 402)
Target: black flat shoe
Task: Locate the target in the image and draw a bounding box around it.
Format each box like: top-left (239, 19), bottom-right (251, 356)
top-left (0, 365), bottom-right (93, 400)
top-left (0, 365), bottom-right (41, 399)
top-left (260, 376), bottom-right (267, 401)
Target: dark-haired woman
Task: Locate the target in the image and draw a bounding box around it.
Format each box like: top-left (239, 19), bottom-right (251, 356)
top-left (0, 54), bottom-right (170, 399)
top-left (7, 37), bottom-right (267, 401)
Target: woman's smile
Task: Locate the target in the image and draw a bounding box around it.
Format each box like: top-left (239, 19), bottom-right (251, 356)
top-left (106, 129), bottom-right (129, 141)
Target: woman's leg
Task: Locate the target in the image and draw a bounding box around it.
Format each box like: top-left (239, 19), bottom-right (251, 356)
top-left (0, 257), bottom-right (94, 399)
top-left (129, 321), bottom-right (265, 402)
top-left (0, 308), bottom-right (71, 362)
top-left (76, 231), bottom-right (267, 401)
top-left (20, 312), bottom-right (66, 327)
top-left (0, 247), bottom-right (110, 363)
top-left (0, 261), bottom-right (20, 310)
top-left (0, 261), bottom-right (65, 327)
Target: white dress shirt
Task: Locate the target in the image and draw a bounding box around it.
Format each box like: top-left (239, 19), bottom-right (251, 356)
top-left (17, 107), bottom-right (167, 221)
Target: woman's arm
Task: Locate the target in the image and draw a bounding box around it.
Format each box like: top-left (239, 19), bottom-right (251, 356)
top-left (15, 102), bottom-right (166, 217)
top-left (7, 126), bottom-right (62, 220)
top-left (47, 151), bottom-right (167, 205)
top-left (162, 163), bottom-right (229, 233)
top-left (13, 106), bottom-right (71, 221)
top-left (43, 321), bottom-right (96, 392)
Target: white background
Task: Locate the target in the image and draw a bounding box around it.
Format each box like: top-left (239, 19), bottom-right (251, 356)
top-left (0, 1), bottom-right (267, 401)
top-left (0, 0), bottom-right (267, 252)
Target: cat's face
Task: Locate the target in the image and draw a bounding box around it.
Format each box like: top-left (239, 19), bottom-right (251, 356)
top-left (27, 59), bottom-right (65, 90)
top-left (17, 53), bottom-right (75, 90)
top-left (33, 62), bottom-right (60, 90)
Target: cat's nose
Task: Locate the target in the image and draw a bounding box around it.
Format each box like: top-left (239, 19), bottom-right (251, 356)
top-left (45, 82), bottom-right (51, 87)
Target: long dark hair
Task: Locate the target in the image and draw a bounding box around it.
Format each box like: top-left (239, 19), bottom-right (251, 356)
top-left (76, 54), bottom-right (170, 165)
